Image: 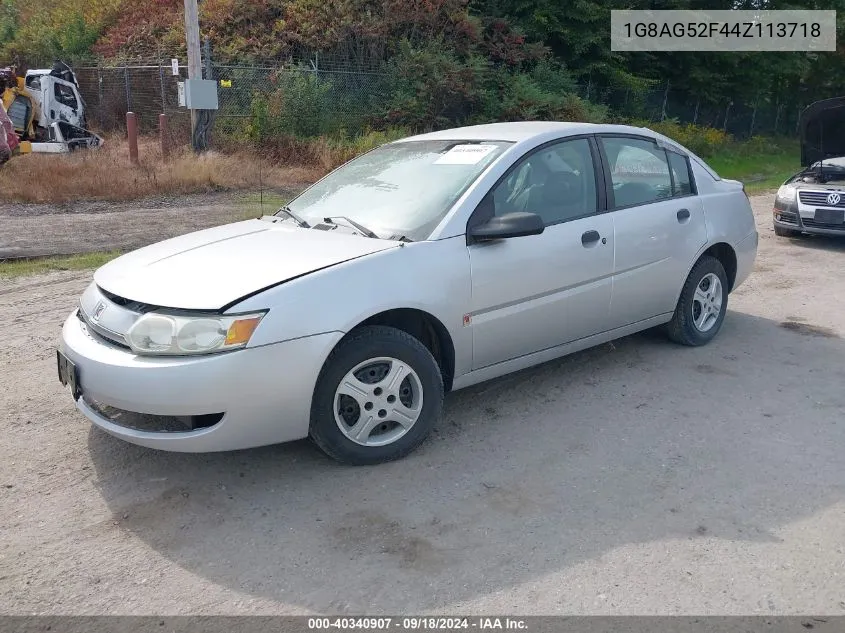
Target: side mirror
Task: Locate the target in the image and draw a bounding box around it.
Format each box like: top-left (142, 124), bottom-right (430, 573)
top-left (470, 212), bottom-right (545, 242)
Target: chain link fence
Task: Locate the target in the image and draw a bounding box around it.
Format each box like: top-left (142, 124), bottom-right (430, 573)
top-left (70, 58), bottom-right (389, 145)
top-left (577, 80), bottom-right (803, 139)
top-left (65, 57), bottom-right (805, 144)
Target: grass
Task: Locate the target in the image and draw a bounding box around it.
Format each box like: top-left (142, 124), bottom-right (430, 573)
top-left (0, 251), bottom-right (121, 278)
top-left (706, 140), bottom-right (800, 194)
top-left (0, 126), bottom-right (799, 207)
top-left (236, 191), bottom-right (292, 219)
top-left (0, 138), bottom-right (320, 204)
top-left (0, 129), bottom-right (402, 205)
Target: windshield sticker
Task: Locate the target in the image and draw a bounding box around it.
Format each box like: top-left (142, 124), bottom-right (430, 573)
top-left (434, 144), bottom-right (498, 165)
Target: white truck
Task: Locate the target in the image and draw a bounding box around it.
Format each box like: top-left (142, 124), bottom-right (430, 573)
top-left (1, 61), bottom-right (102, 155)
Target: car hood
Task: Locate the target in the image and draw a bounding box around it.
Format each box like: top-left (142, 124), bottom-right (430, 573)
top-left (799, 97), bottom-right (845, 166)
top-left (94, 218), bottom-right (399, 311)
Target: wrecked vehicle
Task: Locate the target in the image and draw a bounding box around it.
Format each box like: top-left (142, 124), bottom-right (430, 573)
top-left (0, 61), bottom-right (102, 156)
top-left (0, 101), bottom-right (17, 165)
top-left (773, 96), bottom-right (845, 237)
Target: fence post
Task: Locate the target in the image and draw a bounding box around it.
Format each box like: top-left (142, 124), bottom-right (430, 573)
top-left (159, 113), bottom-right (169, 160)
top-left (723, 102), bottom-right (732, 132)
top-left (158, 55), bottom-right (167, 115)
top-left (127, 112), bottom-right (139, 164)
top-left (660, 80), bottom-right (670, 122)
top-left (693, 99), bottom-right (700, 125)
top-left (124, 66), bottom-right (132, 114)
top-left (749, 98), bottom-right (758, 137)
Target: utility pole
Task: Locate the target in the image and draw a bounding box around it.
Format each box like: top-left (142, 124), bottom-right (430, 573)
top-left (184, 0), bottom-right (202, 151)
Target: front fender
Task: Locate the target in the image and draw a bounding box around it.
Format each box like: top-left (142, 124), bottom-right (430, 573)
top-left (231, 237), bottom-right (475, 378)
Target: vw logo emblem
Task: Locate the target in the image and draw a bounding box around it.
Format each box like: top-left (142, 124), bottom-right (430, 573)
top-left (827, 192), bottom-right (841, 206)
top-left (92, 301), bottom-right (107, 322)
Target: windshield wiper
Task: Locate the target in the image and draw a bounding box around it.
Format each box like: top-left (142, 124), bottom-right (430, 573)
top-left (323, 216), bottom-right (379, 239)
top-left (276, 206), bottom-right (310, 228)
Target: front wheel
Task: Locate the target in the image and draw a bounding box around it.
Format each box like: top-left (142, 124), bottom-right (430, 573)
top-left (309, 325), bottom-right (444, 465)
top-left (667, 256), bottom-right (729, 347)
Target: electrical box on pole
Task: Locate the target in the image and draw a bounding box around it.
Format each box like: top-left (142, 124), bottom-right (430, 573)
top-left (184, 79), bottom-right (219, 110)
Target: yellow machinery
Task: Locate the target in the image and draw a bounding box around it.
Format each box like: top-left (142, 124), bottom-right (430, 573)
top-left (1, 74), bottom-right (38, 141)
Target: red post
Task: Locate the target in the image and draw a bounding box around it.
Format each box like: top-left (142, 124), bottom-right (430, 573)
top-left (126, 112), bottom-right (139, 165)
top-left (159, 113), bottom-right (169, 160)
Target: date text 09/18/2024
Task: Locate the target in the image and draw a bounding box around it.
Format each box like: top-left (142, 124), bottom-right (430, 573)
top-left (307, 617), bottom-right (528, 630)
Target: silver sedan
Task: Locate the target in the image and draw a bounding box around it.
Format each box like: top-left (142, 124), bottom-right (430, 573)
top-left (57, 122), bottom-right (759, 464)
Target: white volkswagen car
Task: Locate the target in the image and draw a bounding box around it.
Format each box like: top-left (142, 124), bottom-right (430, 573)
top-left (58, 122), bottom-right (758, 464)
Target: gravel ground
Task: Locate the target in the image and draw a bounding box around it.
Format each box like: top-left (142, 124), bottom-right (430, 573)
top-left (1, 193), bottom-right (844, 616)
top-left (0, 190), bottom-right (303, 259)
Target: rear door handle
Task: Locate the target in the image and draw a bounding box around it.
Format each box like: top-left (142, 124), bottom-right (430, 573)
top-left (677, 208), bottom-right (691, 221)
top-left (581, 230), bottom-right (601, 246)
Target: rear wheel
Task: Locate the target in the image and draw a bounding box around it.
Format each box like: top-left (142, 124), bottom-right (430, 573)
top-left (309, 326), bottom-right (444, 465)
top-left (667, 256), bottom-right (729, 347)
top-left (774, 224), bottom-right (801, 238)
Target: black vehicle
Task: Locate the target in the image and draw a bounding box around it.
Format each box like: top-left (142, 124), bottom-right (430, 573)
top-left (773, 96), bottom-right (845, 238)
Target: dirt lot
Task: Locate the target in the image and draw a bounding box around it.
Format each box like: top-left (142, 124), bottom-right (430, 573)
top-left (0, 190), bottom-right (301, 259)
top-left (1, 193), bottom-right (844, 615)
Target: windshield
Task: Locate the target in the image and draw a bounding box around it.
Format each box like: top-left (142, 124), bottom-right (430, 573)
top-left (285, 140), bottom-right (512, 241)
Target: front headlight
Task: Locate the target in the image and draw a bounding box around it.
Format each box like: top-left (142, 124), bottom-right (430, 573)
top-left (775, 185), bottom-right (797, 206)
top-left (126, 311), bottom-right (266, 356)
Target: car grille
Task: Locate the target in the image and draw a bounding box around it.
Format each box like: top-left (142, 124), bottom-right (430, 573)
top-left (801, 218), bottom-right (845, 230)
top-left (83, 395), bottom-right (224, 433)
top-left (76, 309), bottom-right (131, 350)
top-left (797, 190), bottom-right (845, 207)
top-left (98, 287), bottom-right (159, 313)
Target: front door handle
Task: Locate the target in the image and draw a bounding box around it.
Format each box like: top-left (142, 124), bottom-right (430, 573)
top-left (677, 208), bottom-right (691, 222)
top-left (581, 230), bottom-right (601, 246)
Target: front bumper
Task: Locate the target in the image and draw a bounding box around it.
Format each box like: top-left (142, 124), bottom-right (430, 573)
top-left (774, 214), bottom-right (845, 236)
top-left (773, 195), bottom-right (845, 236)
top-left (59, 309), bottom-right (343, 452)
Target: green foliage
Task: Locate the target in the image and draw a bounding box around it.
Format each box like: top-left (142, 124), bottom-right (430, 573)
top-left (379, 43), bottom-right (604, 130)
top-left (0, 0), bottom-right (18, 46)
top-left (49, 12), bottom-right (100, 58)
top-left (632, 119), bottom-right (733, 157)
top-left (381, 40), bottom-right (488, 129)
top-left (488, 60), bottom-right (606, 123)
top-left (0, 0), bottom-right (120, 64)
top-left (707, 137), bottom-right (799, 193)
top-left (247, 69), bottom-right (369, 141)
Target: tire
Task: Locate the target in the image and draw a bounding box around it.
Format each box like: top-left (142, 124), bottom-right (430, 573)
top-left (667, 255), bottom-right (729, 347)
top-left (774, 224), bottom-right (801, 238)
top-left (309, 325), bottom-right (444, 465)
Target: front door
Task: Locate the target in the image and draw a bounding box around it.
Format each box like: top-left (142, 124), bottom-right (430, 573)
top-left (40, 76), bottom-right (84, 127)
top-left (468, 136), bottom-right (615, 370)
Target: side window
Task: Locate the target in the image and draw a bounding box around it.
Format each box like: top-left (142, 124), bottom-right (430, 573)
top-left (486, 138), bottom-right (598, 226)
top-left (601, 137), bottom-right (672, 208)
top-left (667, 151), bottom-right (694, 196)
top-left (54, 83), bottom-right (78, 110)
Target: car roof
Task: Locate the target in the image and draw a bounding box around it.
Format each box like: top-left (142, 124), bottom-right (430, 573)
top-left (392, 121), bottom-right (721, 180)
top-left (394, 121), bottom-right (657, 143)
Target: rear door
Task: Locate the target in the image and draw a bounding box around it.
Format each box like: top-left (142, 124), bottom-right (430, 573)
top-left (597, 135), bottom-right (707, 329)
top-left (467, 136), bottom-right (615, 370)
